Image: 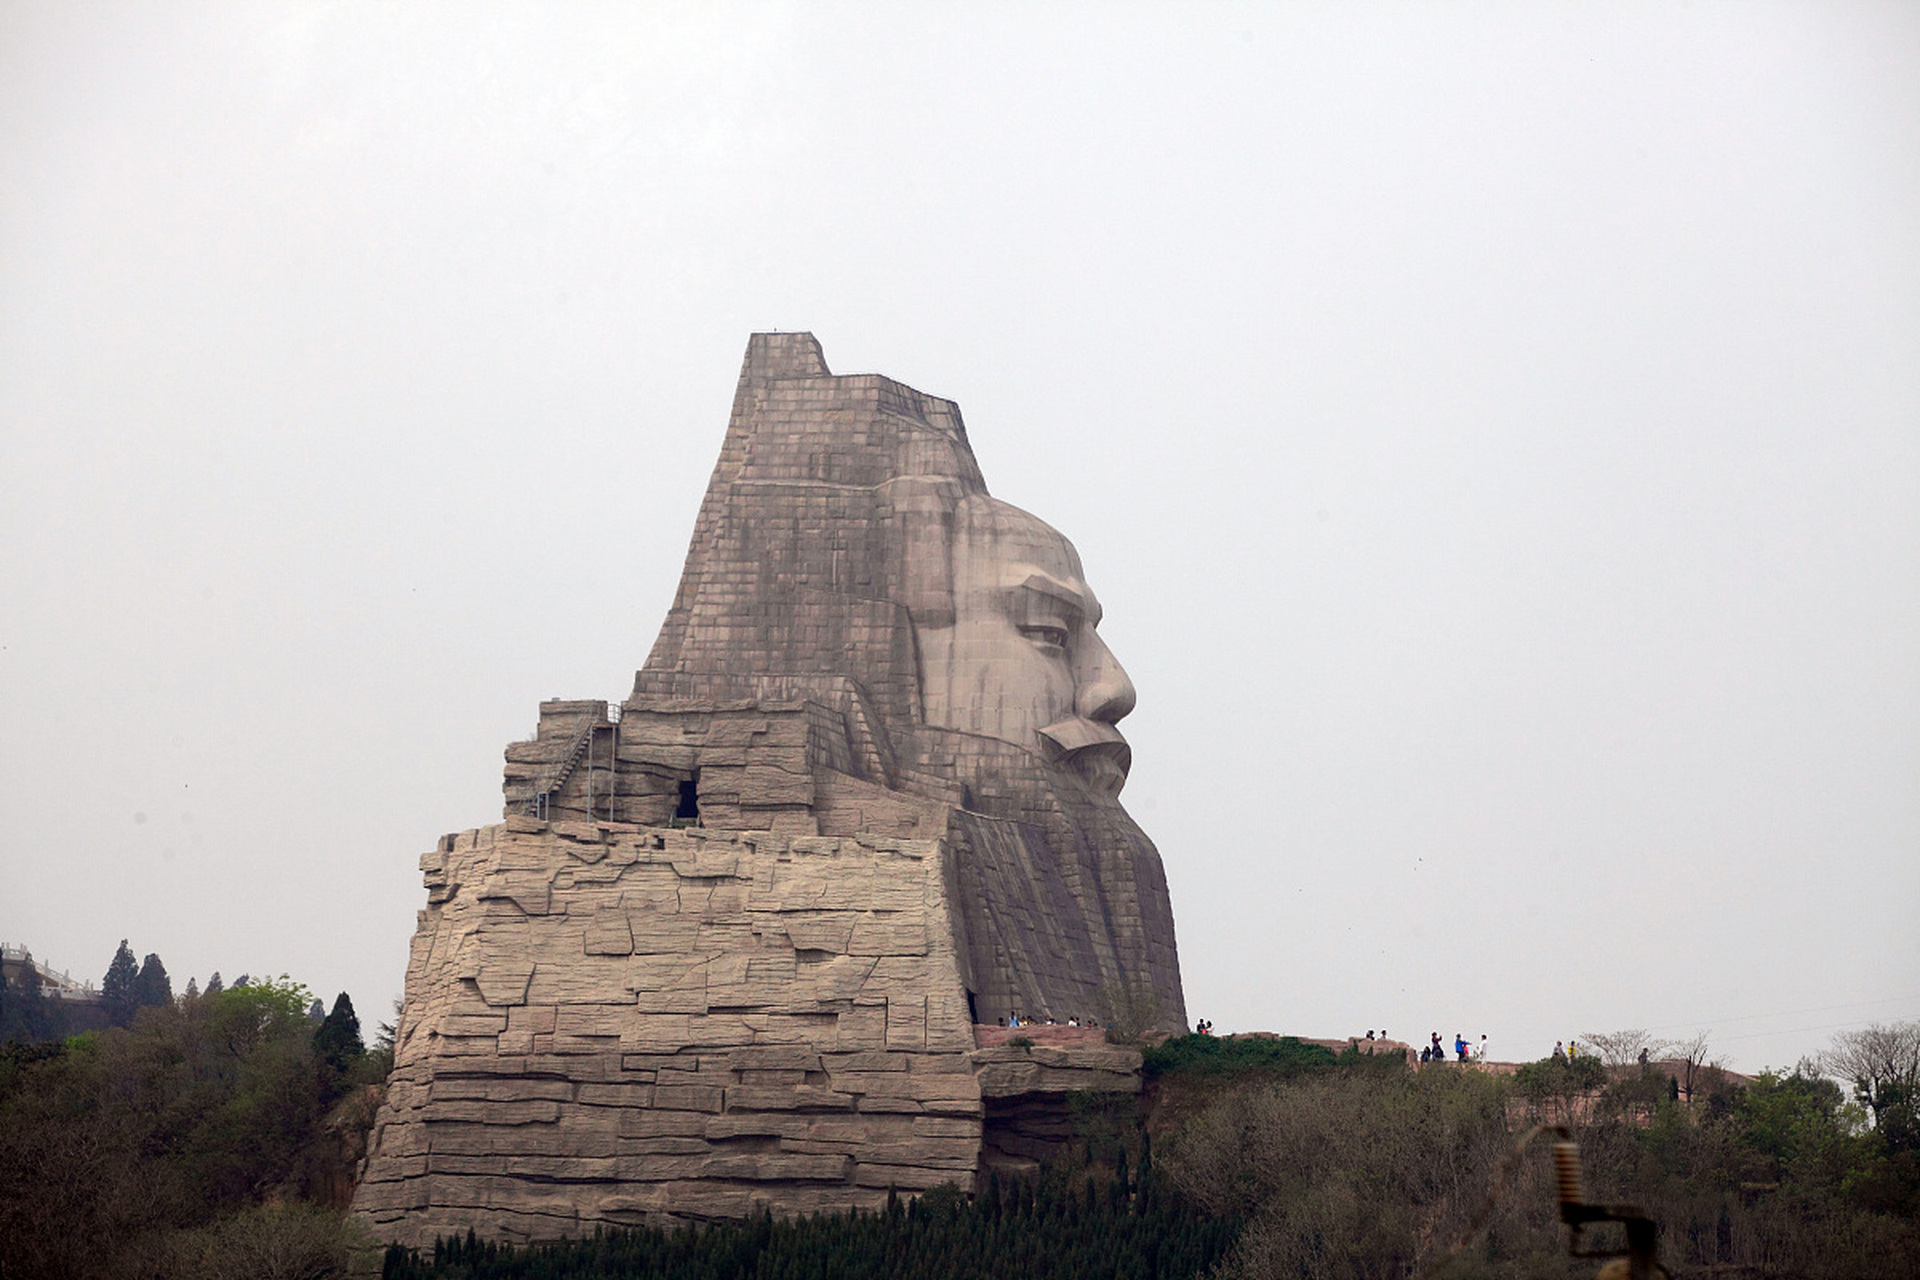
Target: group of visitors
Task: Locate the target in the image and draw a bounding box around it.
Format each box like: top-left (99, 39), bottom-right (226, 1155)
top-left (1001, 1012), bottom-right (1093, 1028)
top-left (1417, 1031), bottom-right (1491, 1064)
top-left (986, 1012), bottom-right (1598, 1068)
top-left (987, 1014), bottom-right (1622, 1068)
top-left (988, 1013), bottom-right (1517, 1066)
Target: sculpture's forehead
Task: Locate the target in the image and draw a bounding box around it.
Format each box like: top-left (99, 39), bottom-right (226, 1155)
top-left (956, 496), bottom-right (1100, 620)
top-left (958, 496), bottom-right (1085, 579)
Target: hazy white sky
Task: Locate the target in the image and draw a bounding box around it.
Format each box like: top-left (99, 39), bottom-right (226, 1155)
top-left (3, 1), bottom-right (1915, 1072)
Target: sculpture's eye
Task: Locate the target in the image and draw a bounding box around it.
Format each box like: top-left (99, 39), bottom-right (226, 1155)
top-left (1020, 625), bottom-right (1070, 653)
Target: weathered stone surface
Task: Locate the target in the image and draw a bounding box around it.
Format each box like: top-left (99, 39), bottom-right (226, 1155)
top-left (355, 824), bottom-right (984, 1243)
top-left (353, 335), bottom-right (1184, 1246)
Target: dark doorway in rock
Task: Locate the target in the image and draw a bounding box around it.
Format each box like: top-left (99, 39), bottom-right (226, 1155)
top-left (676, 771), bottom-right (700, 822)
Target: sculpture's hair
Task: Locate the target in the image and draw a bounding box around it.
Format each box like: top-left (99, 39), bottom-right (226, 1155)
top-left (634, 333), bottom-right (986, 725)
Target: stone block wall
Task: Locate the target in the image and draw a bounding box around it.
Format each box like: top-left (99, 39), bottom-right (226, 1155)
top-left (503, 693), bottom-right (927, 839)
top-left (354, 820), bottom-right (986, 1247)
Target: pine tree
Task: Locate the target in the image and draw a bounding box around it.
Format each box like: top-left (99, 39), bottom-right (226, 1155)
top-left (314, 991), bottom-right (365, 1085)
top-left (205, 971), bottom-right (224, 996)
top-left (184, 976), bottom-right (200, 1000)
top-left (102, 939), bottom-right (139, 1027)
top-left (134, 952), bottom-right (172, 1009)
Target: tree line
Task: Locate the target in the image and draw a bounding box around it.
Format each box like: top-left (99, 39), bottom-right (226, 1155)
top-left (0, 944), bottom-right (389, 1280)
top-left (4, 938), bottom-right (200, 1041)
top-left (4, 938), bottom-right (1915, 1280)
top-left (373, 1024), bottom-right (1920, 1280)
top-left (1152, 1026), bottom-right (1920, 1279)
top-left (380, 1168), bottom-right (1235, 1280)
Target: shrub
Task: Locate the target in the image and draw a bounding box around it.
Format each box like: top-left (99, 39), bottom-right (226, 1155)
top-left (1142, 1033), bottom-right (1336, 1080)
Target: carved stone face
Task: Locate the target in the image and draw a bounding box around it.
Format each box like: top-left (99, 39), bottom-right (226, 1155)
top-left (912, 495), bottom-right (1137, 798)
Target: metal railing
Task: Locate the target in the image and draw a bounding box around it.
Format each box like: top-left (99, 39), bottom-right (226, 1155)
top-left (1, 944), bottom-right (98, 997)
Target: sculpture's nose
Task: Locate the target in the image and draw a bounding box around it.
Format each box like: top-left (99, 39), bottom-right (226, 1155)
top-left (1076, 635), bottom-right (1136, 725)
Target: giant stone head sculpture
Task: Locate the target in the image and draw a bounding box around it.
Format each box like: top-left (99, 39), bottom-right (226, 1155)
top-left (626, 333), bottom-right (1183, 1029)
top-left (911, 494), bottom-right (1137, 798)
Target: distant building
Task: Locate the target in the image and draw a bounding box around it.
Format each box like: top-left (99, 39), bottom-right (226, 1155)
top-left (1, 944), bottom-right (112, 1035)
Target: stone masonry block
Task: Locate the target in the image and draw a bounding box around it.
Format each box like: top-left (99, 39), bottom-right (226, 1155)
top-left (584, 910), bottom-right (635, 956)
top-left (724, 1084), bottom-right (854, 1112)
top-left (474, 962), bottom-right (534, 1007)
top-left (650, 1084), bottom-right (725, 1113)
top-left (833, 1005), bottom-right (887, 1051)
top-left (885, 996), bottom-right (927, 1051)
top-left (849, 920), bottom-right (927, 956)
top-left (726, 1046), bottom-right (824, 1073)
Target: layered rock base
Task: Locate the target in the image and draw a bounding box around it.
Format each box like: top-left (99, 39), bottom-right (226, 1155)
top-left (354, 819), bottom-right (1138, 1247)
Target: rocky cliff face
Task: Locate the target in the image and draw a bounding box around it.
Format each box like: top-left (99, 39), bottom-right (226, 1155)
top-left (353, 335), bottom-right (1181, 1243)
top-left (356, 821), bottom-right (982, 1244)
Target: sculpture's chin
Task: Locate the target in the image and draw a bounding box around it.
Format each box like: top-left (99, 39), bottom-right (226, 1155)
top-left (1065, 741), bottom-right (1131, 799)
top-left (1076, 751), bottom-right (1130, 799)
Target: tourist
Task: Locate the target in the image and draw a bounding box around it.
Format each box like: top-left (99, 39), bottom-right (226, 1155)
top-left (1455, 1033), bottom-right (1468, 1063)
top-left (1552, 1040), bottom-right (1566, 1061)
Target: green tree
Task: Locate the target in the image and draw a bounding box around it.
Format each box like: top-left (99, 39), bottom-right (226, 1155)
top-left (1159, 1059), bottom-right (1513, 1278)
top-left (203, 976), bottom-right (314, 1055)
top-left (1825, 1020), bottom-right (1920, 1135)
top-left (313, 992), bottom-right (364, 1093)
top-left (0, 972), bottom-right (384, 1279)
top-left (134, 952), bottom-right (172, 1010)
top-left (102, 939), bottom-right (140, 1027)
top-left (369, 998), bottom-right (400, 1077)
top-left (1735, 1063), bottom-right (1866, 1186)
top-left (1512, 1050), bottom-right (1607, 1130)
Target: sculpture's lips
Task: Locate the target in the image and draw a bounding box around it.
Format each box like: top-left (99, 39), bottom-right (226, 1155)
top-left (1037, 718), bottom-right (1131, 798)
